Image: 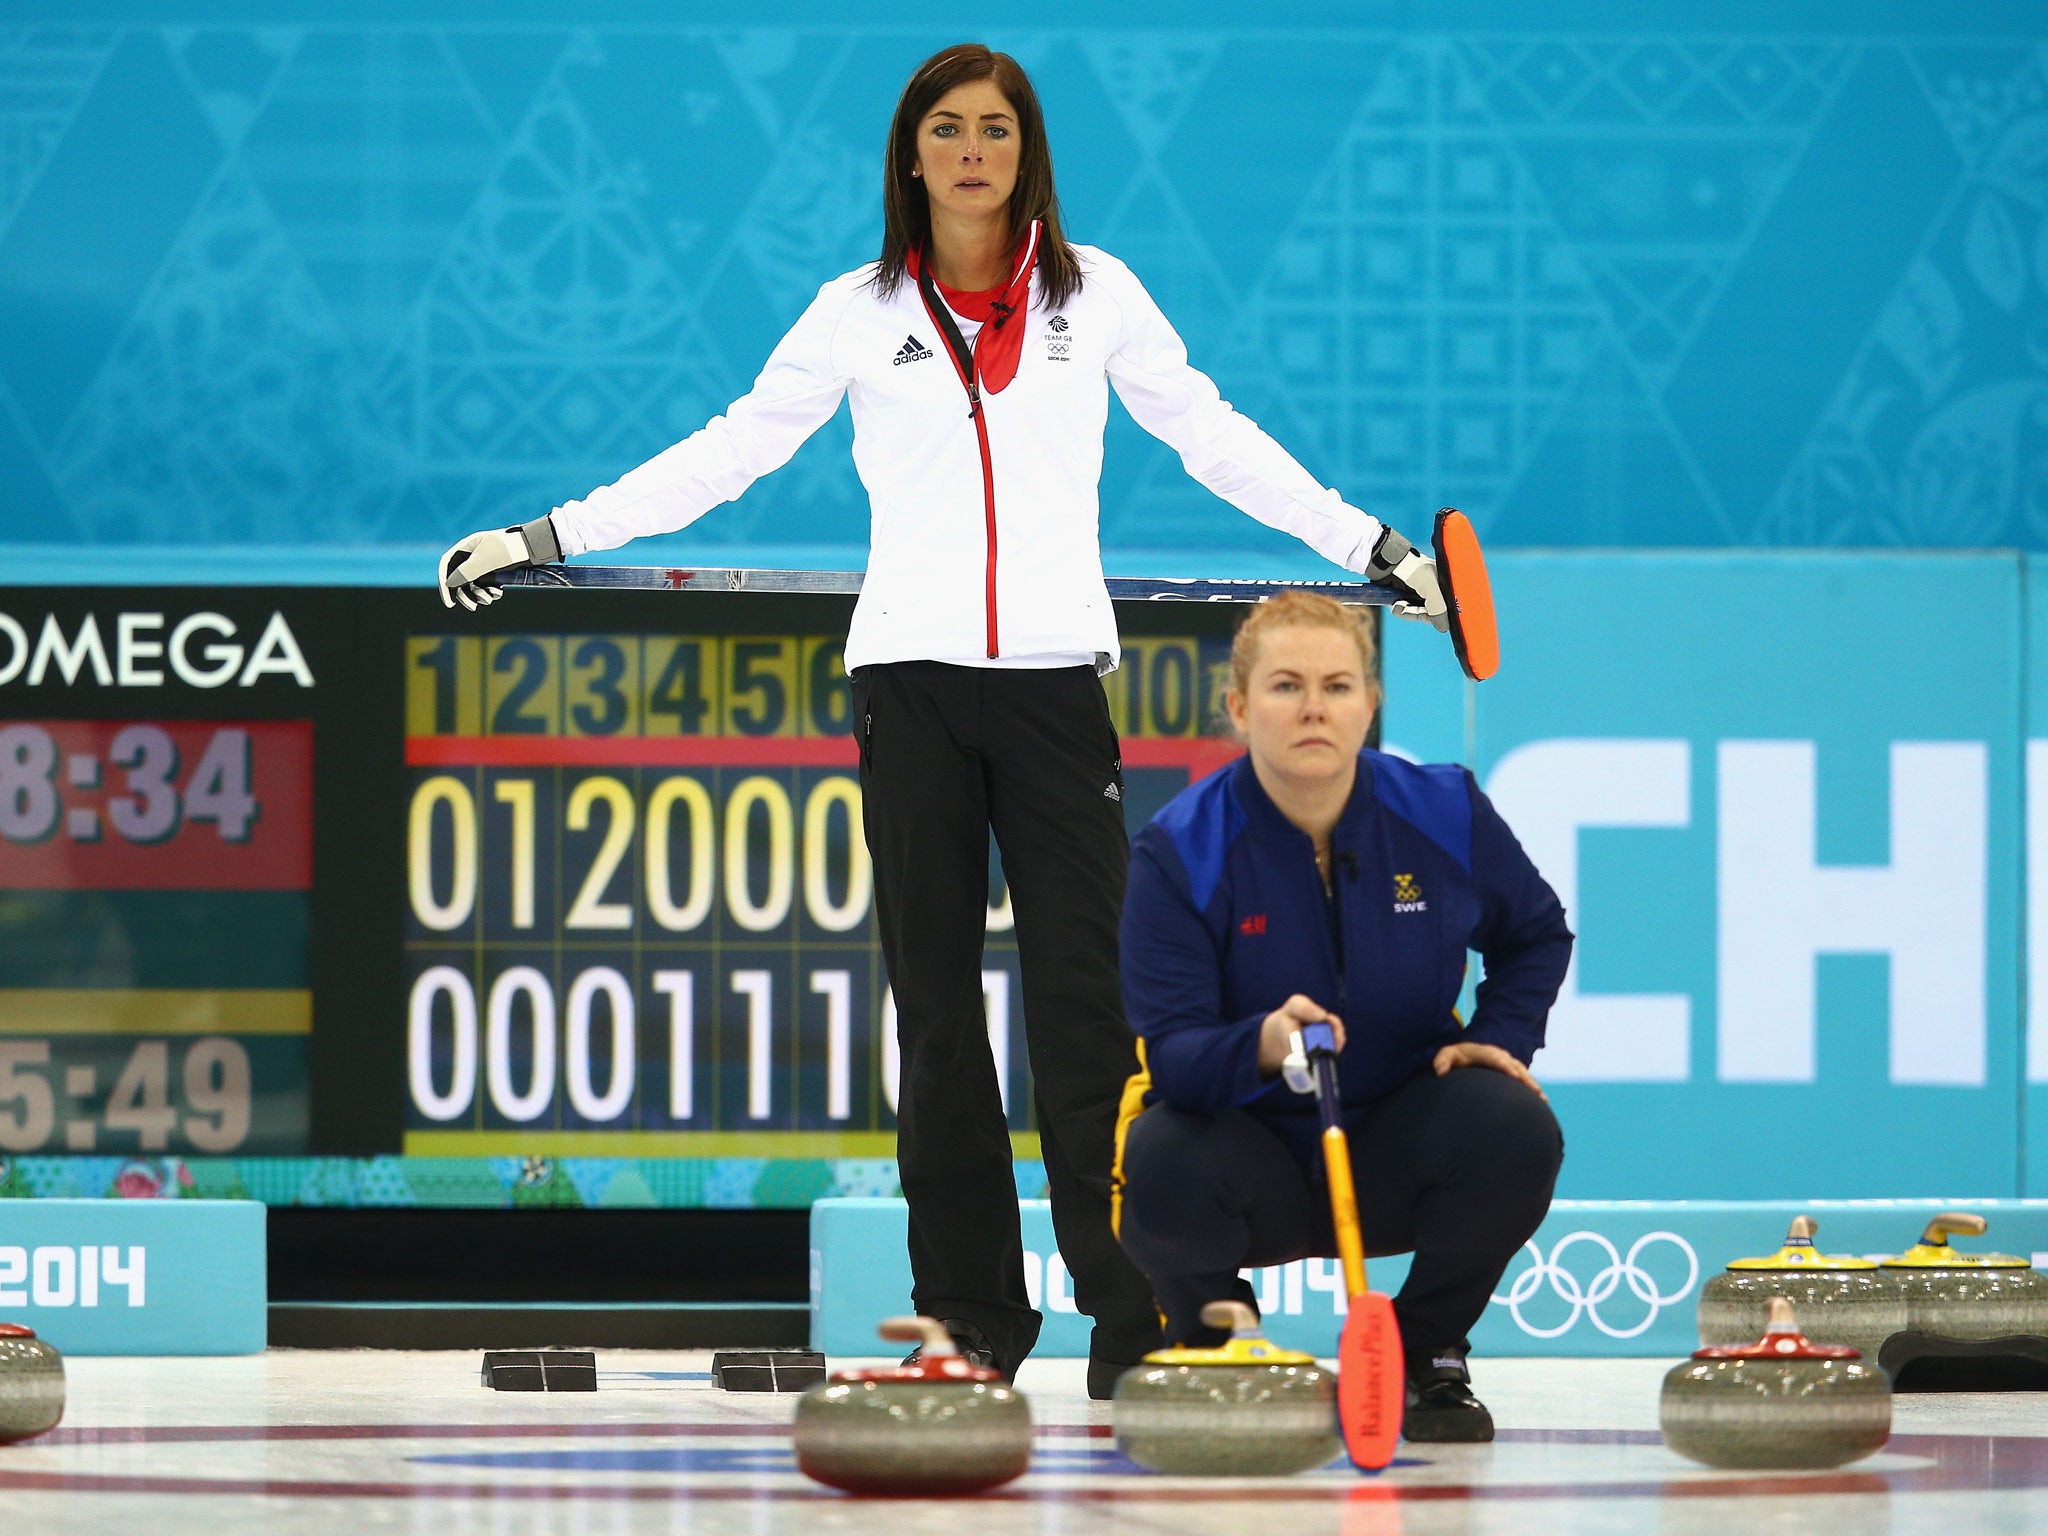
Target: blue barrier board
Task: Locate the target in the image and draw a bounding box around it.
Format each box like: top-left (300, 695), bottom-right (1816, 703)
top-left (811, 1197), bottom-right (2048, 1359)
top-left (0, 1199), bottom-right (266, 1355)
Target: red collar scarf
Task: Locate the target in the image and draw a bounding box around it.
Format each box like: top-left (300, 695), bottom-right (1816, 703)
top-left (907, 219), bottom-right (1040, 395)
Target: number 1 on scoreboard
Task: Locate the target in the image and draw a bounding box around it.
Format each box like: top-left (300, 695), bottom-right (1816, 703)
top-left (408, 637), bottom-right (483, 736)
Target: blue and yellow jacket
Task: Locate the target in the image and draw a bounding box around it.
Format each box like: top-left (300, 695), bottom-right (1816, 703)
top-left (1118, 750), bottom-right (1572, 1169)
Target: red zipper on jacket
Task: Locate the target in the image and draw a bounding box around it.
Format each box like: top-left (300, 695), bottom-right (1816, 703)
top-left (915, 277), bottom-right (1001, 659)
top-left (971, 389), bottom-right (998, 659)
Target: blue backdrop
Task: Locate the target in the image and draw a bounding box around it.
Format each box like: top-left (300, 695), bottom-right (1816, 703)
top-left (1381, 550), bottom-right (2032, 1197)
top-left (3, 4), bottom-right (2047, 577)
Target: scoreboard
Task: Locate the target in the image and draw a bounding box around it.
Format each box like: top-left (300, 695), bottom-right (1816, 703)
top-left (397, 615), bottom-right (1247, 1158)
top-left (0, 584), bottom-right (1343, 1190)
top-left (0, 592), bottom-right (346, 1159)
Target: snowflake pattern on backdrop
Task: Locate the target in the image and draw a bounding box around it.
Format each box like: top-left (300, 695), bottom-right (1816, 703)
top-left (52, 167), bottom-right (404, 543)
top-left (0, 20), bottom-right (2043, 552)
top-left (1774, 46), bottom-right (2048, 547)
top-left (397, 58), bottom-right (737, 530)
top-left (0, 29), bottom-right (112, 237)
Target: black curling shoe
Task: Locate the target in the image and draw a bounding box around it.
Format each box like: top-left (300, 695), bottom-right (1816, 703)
top-left (1402, 1351), bottom-right (1495, 1443)
top-left (1087, 1352), bottom-right (1149, 1401)
top-left (901, 1317), bottom-right (1004, 1376)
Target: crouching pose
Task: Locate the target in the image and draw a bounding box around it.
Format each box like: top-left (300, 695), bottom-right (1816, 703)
top-left (1114, 593), bottom-right (1571, 1442)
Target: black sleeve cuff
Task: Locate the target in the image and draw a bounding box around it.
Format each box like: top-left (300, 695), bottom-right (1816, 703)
top-left (519, 514), bottom-right (562, 565)
top-left (1365, 524), bottom-right (1412, 582)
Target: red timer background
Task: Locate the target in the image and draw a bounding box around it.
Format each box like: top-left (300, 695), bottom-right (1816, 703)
top-left (0, 720), bottom-right (312, 890)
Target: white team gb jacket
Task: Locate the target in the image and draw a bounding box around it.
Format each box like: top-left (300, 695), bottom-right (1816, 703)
top-left (546, 244), bottom-right (1387, 673)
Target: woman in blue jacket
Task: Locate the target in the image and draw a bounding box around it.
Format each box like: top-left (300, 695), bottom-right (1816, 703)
top-left (1115, 593), bottom-right (1570, 1442)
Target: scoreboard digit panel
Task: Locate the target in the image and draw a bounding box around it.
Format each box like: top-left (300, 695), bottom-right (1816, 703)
top-left (399, 601), bottom-right (1247, 1159)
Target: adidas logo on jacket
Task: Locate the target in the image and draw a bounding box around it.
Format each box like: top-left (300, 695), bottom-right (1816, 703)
top-left (545, 242), bottom-right (1388, 674)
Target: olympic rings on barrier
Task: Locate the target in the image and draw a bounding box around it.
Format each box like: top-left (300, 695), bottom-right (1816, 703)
top-left (1488, 1231), bottom-right (1699, 1339)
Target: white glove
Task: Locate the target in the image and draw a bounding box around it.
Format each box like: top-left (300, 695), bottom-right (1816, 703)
top-left (1366, 526), bottom-right (1450, 632)
top-left (438, 516), bottom-right (560, 611)
top-left (1280, 1029), bottom-right (1315, 1096)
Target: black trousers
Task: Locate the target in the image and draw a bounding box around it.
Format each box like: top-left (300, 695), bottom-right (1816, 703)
top-left (853, 660), bottom-right (1163, 1370)
top-left (1116, 1066), bottom-right (1563, 1357)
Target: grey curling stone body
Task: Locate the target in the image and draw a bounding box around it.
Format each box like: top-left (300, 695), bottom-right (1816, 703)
top-left (1662, 1298), bottom-right (1890, 1471)
top-left (1113, 1300), bottom-right (1340, 1477)
top-left (0, 1323), bottom-right (65, 1443)
top-left (1879, 1212), bottom-right (2048, 1341)
top-left (792, 1316), bottom-right (1032, 1496)
top-left (1696, 1215), bottom-right (1906, 1361)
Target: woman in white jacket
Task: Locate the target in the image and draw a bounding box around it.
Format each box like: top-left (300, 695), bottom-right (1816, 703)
top-left (440, 42), bottom-right (1449, 1397)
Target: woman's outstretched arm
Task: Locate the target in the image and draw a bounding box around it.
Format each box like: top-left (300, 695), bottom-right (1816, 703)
top-left (550, 277), bottom-right (859, 556)
top-left (439, 275), bottom-right (857, 605)
top-left (1095, 250), bottom-right (1383, 572)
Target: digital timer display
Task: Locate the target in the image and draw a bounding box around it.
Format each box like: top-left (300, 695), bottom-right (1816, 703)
top-left (0, 721), bottom-right (309, 885)
top-left (0, 718), bottom-right (312, 1155)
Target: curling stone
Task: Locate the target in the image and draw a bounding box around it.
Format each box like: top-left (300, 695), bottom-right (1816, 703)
top-left (792, 1316), bottom-right (1032, 1496)
top-left (1878, 1212), bottom-right (2048, 1342)
top-left (1696, 1215), bottom-right (1906, 1362)
top-left (1661, 1298), bottom-right (1890, 1470)
top-left (0, 1323), bottom-right (65, 1443)
top-left (1113, 1300), bottom-right (1340, 1476)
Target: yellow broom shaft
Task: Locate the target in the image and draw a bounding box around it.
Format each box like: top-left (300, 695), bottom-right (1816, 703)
top-left (1321, 1124), bottom-right (1368, 1298)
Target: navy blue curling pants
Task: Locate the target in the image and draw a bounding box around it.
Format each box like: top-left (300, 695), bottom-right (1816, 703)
top-left (1116, 1065), bottom-right (1563, 1355)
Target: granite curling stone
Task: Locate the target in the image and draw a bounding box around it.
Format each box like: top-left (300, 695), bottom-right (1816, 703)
top-left (1113, 1300), bottom-right (1340, 1476)
top-left (1661, 1298), bottom-right (1890, 1470)
top-left (0, 1323), bottom-right (65, 1444)
top-left (792, 1316), bottom-right (1032, 1496)
top-left (1878, 1213), bottom-right (2048, 1342)
top-left (1696, 1215), bottom-right (1906, 1362)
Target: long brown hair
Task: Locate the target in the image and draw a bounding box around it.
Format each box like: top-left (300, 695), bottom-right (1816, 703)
top-left (874, 44), bottom-right (1082, 308)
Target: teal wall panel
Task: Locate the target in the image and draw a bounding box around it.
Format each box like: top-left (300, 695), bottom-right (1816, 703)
top-left (1475, 552), bottom-right (2024, 1197)
top-left (812, 1197), bottom-right (2048, 1359)
top-left (2, 7), bottom-right (2046, 572)
top-left (0, 1198), bottom-right (265, 1355)
top-left (2025, 555), bottom-right (2048, 1192)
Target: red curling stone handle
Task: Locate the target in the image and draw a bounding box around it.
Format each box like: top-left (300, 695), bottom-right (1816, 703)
top-left (1693, 1331), bottom-right (1860, 1361)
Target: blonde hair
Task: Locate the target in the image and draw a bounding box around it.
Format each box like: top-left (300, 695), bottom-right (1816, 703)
top-left (1228, 592), bottom-right (1382, 698)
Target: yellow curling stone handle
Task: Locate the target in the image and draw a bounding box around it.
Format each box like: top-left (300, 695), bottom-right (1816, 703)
top-left (1725, 1214), bottom-right (1878, 1271)
top-left (1883, 1211), bottom-right (2030, 1269)
top-left (1142, 1299), bottom-right (1319, 1367)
